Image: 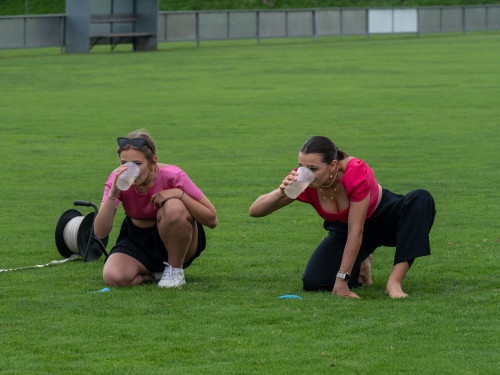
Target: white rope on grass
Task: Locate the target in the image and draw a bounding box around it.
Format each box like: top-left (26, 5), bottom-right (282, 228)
top-left (0, 254), bottom-right (81, 273)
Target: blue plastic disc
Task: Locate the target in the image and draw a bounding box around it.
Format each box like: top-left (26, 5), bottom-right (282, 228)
top-left (277, 295), bottom-right (303, 299)
top-left (90, 287), bottom-right (110, 293)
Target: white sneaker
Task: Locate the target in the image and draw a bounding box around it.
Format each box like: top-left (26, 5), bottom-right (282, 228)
top-left (158, 262), bottom-right (185, 288)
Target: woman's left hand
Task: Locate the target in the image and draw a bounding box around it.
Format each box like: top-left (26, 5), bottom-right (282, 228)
top-left (332, 280), bottom-right (360, 298)
top-left (150, 188), bottom-right (183, 209)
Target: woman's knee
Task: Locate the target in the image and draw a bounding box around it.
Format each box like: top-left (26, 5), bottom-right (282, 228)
top-left (157, 199), bottom-right (193, 227)
top-left (102, 254), bottom-right (143, 287)
top-left (404, 189), bottom-right (435, 216)
top-left (411, 189), bottom-right (436, 222)
top-left (410, 189), bottom-right (435, 208)
top-left (103, 268), bottom-right (143, 287)
top-left (103, 267), bottom-right (126, 286)
top-left (302, 259), bottom-right (364, 291)
top-left (302, 270), bottom-right (330, 291)
top-left (302, 278), bottom-right (322, 291)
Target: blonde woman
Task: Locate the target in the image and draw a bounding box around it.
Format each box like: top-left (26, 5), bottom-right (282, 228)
top-left (95, 131), bottom-right (217, 288)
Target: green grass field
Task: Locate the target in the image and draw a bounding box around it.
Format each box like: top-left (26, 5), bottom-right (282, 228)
top-left (1, 33), bottom-right (499, 374)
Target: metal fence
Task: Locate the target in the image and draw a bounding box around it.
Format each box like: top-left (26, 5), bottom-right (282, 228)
top-left (157, 6), bottom-right (500, 45)
top-left (1, 5), bottom-right (500, 50)
top-left (0, 14), bottom-right (65, 50)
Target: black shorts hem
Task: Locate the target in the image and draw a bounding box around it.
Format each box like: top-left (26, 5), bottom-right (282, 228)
top-left (110, 217), bottom-right (206, 272)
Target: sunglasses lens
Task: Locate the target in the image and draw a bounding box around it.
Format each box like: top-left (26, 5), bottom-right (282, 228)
top-left (131, 139), bottom-right (146, 148)
top-left (117, 137), bottom-right (129, 147)
top-left (117, 137), bottom-right (150, 152)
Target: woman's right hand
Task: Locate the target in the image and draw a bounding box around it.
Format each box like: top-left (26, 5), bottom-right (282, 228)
top-left (279, 170), bottom-right (298, 196)
top-left (95, 166), bottom-right (127, 239)
top-left (110, 164), bottom-right (129, 194)
top-left (249, 169), bottom-right (297, 217)
top-left (332, 279), bottom-right (360, 298)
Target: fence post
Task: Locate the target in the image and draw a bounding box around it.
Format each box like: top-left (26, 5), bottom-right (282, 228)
top-left (340, 8), bottom-right (343, 35)
top-left (484, 5), bottom-right (490, 30)
top-left (285, 10), bottom-right (289, 38)
top-left (485, 6), bottom-right (489, 30)
top-left (417, 7), bottom-right (420, 37)
top-left (23, 0), bottom-right (28, 48)
top-left (366, 8), bottom-right (370, 40)
top-left (392, 8), bottom-right (395, 34)
top-left (463, 6), bottom-right (467, 35)
top-left (60, 16), bottom-right (65, 53)
top-left (440, 7), bottom-right (443, 32)
top-left (167, 13), bottom-right (168, 42)
top-left (257, 11), bottom-right (260, 44)
top-left (313, 9), bottom-right (317, 42)
top-left (196, 11), bottom-right (200, 47)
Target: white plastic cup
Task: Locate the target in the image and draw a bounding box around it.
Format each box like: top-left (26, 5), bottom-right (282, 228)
top-left (116, 162), bottom-right (140, 191)
top-left (284, 166), bottom-right (315, 199)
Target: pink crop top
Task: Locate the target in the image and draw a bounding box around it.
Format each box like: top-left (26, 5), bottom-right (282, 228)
top-left (101, 165), bottom-right (203, 220)
top-left (296, 158), bottom-right (379, 223)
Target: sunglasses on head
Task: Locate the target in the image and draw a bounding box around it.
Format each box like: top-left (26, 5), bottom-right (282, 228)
top-left (117, 137), bottom-right (153, 152)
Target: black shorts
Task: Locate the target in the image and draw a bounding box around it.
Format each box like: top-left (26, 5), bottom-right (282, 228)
top-left (109, 216), bottom-right (206, 272)
top-left (302, 189), bottom-right (436, 291)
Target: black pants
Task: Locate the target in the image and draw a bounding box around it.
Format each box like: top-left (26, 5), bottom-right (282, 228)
top-left (302, 189), bottom-right (436, 291)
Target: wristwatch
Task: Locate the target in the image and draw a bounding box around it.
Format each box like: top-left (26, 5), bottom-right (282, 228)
top-left (336, 272), bottom-right (350, 281)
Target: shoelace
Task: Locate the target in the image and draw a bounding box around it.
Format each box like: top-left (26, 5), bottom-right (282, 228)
top-left (162, 262), bottom-right (172, 278)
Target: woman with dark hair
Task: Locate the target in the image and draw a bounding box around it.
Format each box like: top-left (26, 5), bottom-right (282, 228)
top-left (94, 130), bottom-right (217, 288)
top-left (249, 136), bottom-right (435, 298)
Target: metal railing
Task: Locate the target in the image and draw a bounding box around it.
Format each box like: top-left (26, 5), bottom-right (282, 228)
top-left (0, 14), bottom-right (65, 51)
top-left (1, 5), bottom-right (499, 51)
top-left (157, 6), bottom-right (500, 46)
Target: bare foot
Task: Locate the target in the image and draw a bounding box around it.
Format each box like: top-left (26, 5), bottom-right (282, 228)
top-left (385, 281), bottom-right (408, 298)
top-left (358, 254), bottom-right (373, 285)
top-left (385, 261), bottom-right (410, 298)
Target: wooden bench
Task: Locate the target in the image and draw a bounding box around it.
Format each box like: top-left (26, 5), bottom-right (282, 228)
top-left (89, 14), bottom-right (153, 51)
